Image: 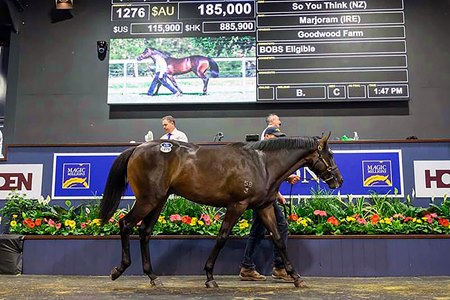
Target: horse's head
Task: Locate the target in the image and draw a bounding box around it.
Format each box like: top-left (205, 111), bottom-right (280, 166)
top-left (137, 47), bottom-right (155, 61)
top-left (307, 132), bottom-right (343, 189)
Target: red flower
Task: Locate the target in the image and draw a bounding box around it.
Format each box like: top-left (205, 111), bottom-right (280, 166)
top-left (35, 219), bottom-right (42, 226)
top-left (23, 218), bottom-right (35, 229)
top-left (289, 214), bottom-right (299, 221)
top-left (327, 216), bottom-right (339, 226)
top-left (181, 216), bottom-right (192, 224)
top-left (438, 218), bottom-right (449, 227)
top-left (404, 217), bottom-right (413, 223)
top-left (370, 214), bottom-right (379, 225)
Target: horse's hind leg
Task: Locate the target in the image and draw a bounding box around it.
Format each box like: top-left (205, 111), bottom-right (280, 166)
top-left (204, 204), bottom-right (247, 288)
top-left (257, 205), bottom-right (306, 288)
top-left (139, 199), bottom-right (167, 286)
top-left (111, 207), bottom-right (138, 280)
top-left (202, 77), bottom-right (209, 95)
top-left (111, 204), bottom-right (154, 281)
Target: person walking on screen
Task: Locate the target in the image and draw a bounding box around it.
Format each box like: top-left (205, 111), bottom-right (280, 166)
top-left (147, 52), bottom-right (180, 97)
top-left (160, 115), bottom-right (188, 142)
top-left (239, 119), bottom-right (300, 282)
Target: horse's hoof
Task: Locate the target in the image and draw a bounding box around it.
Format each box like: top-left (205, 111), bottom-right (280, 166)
top-left (110, 267), bottom-right (122, 281)
top-left (294, 279), bottom-right (307, 288)
top-left (205, 280), bottom-right (219, 288)
top-left (150, 277), bottom-right (164, 287)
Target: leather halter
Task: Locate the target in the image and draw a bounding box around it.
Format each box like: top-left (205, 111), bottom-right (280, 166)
top-left (312, 144), bottom-right (338, 184)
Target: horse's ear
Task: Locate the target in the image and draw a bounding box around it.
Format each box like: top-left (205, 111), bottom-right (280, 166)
top-left (318, 132), bottom-right (331, 150)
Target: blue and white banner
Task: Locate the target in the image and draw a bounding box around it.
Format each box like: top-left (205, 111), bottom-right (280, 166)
top-left (53, 150), bottom-right (404, 199)
top-left (52, 153), bottom-right (134, 199)
top-left (280, 150), bottom-right (404, 197)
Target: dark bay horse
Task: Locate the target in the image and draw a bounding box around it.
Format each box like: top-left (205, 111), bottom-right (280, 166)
top-left (100, 133), bottom-right (343, 288)
top-left (137, 47), bottom-right (219, 95)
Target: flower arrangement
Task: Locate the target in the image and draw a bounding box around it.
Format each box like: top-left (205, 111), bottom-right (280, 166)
top-left (286, 190), bottom-right (450, 235)
top-left (1, 190), bottom-right (449, 236)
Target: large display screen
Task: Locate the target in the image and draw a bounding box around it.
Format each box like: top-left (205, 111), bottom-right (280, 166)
top-left (108, 0), bottom-right (409, 105)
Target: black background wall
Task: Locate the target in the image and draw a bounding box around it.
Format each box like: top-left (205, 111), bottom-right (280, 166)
top-left (3, 0), bottom-right (450, 145)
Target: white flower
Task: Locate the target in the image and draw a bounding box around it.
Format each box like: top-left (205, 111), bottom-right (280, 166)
top-left (37, 195), bottom-right (45, 204)
top-left (37, 195), bottom-right (51, 205)
top-left (44, 196), bottom-right (51, 205)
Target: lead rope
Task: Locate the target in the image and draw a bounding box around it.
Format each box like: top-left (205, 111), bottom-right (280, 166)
top-left (282, 182), bottom-right (294, 219)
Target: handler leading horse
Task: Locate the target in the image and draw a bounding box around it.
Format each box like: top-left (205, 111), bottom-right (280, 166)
top-left (100, 133), bottom-right (343, 288)
top-left (137, 47), bottom-right (219, 95)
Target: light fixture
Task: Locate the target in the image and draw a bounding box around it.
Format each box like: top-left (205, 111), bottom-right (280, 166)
top-left (56, 0), bottom-right (73, 10)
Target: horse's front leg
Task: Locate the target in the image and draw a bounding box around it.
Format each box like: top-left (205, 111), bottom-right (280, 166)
top-left (257, 204), bottom-right (307, 288)
top-left (167, 75), bottom-right (182, 94)
top-left (204, 204), bottom-right (247, 288)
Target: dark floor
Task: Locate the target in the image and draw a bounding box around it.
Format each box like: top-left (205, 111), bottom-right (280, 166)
top-left (0, 275), bottom-right (449, 299)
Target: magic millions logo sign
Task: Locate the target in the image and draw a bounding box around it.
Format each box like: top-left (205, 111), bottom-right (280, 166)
top-left (62, 163), bottom-right (90, 189)
top-left (362, 160), bottom-right (393, 187)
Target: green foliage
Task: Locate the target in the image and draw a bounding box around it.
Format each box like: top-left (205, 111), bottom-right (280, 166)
top-left (1, 191), bottom-right (449, 236)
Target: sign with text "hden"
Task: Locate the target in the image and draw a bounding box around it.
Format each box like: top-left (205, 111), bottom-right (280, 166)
top-left (0, 164), bottom-right (43, 199)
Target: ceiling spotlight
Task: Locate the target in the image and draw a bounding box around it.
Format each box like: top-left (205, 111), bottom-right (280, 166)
top-left (56, 0), bottom-right (73, 10)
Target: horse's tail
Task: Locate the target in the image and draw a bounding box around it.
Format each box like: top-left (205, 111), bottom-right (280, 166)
top-left (100, 146), bottom-right (136, 224)
top-left (208, 57), bottom-right (219, 78)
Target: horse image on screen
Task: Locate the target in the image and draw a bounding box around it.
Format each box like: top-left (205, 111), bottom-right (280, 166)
top-left (137, 47), bottom-right (219, 95)
top-left (107, 37), bottom-right (256, 105)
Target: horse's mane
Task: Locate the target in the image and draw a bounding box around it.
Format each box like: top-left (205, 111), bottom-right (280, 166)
top-left (233, 137), bottom-right (319, 151)
top-left (150, 48), bottom-right (172, 58)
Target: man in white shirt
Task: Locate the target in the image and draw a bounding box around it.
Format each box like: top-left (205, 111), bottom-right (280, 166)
top-left (147, 53), bottom-right (180, 96)
top-left (261, 113), bottom-right (282, 139)
top-left (160, 115), bottom-right (188, 142)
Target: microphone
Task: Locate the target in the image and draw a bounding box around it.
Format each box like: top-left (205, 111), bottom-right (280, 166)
top-left (144, 130), bottom-right (154, 142)
top-left (217, 132), bottom-right (224, 141)
top-left (213, 132), bottom-right (224, 142)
